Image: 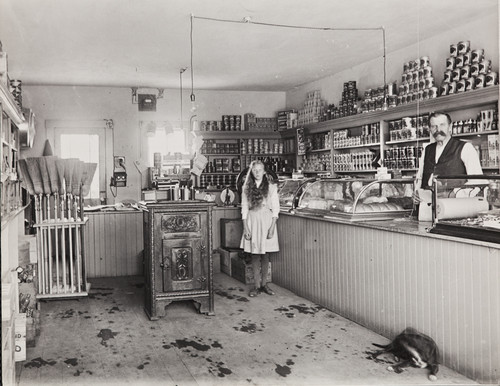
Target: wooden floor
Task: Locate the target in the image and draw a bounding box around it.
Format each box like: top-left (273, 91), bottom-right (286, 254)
top-left (16, 274), bottom-right (477, 386)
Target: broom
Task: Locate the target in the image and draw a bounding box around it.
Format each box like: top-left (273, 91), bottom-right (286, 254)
top-left (25, 157), bottom-right (44, 197)
top-left (44, 156), bottom-right (59, 221)
top-left (17, 159), bottom-right (36, 197)
top-left (55, 159), bottom-right (66, 220)
top-left (64, 159), bottom-right (77, 219)
top-left (25, 157), bottom-right (47, 293)
top-left (71, 160), bottom-right (84, 220)
top-left (81, 163), bottom-right (97, 197)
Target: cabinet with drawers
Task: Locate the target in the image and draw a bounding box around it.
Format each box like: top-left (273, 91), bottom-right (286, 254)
top-left (142, 201), bottom-right (215, 320)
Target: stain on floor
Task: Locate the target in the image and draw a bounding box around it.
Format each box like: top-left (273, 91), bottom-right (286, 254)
top-left (17, 274), bottom-right (477, 386)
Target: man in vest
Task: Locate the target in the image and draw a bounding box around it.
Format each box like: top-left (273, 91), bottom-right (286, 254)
top-left (414, 111), bottom-right (483, 197)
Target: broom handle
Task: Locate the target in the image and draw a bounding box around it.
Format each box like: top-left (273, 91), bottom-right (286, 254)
top-left (75, 224), bottom-right (82, 292)
top-left (55, 224), bottom-right (60, 294)
top-left (47, 198), bottom-right (53, 295)
top-left (35, 196), bottom-right (44, 294)
top-left (69, 224), bottom-right (74, 293)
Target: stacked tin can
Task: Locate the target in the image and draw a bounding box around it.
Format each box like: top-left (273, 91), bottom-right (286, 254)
top-left (298, 90), bottom-right (326, 125)
top-left (441, 41), bottom-right (498, 96)
top-left (398, 56), bottom-right (437, 105)
top-left (361, 83), bottom-right (398, 112)
top-left (333, 150), bottom-right (374, 172)
top-left (331, 81), bottom-right (359, 119)
top-left (9, 79), bottom-right (22, 108)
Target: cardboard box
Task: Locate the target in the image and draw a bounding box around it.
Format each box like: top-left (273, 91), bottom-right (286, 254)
top-left (219, 247), bottom-right (243, 276)
top-left (220, 218), bottom-right (243, 249)
top-left (15, 313), bottom-right (26, 362)
top-left (231, 254), bottom-right (272, 285)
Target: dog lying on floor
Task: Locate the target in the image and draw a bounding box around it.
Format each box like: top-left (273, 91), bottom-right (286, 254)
top-left (368, 327), bottom-right (440, 381)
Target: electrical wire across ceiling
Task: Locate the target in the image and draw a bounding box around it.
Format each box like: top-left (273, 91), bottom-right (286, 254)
top-left (189, 15), bottom-right (387, 105)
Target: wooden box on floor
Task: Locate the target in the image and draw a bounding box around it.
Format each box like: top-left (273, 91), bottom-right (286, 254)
top-left (220, 218), bottom-right (243, 249)
top-left (231, 254), bottom-right (271, 285)
top-left (219, 247), bottom-right (242, 276)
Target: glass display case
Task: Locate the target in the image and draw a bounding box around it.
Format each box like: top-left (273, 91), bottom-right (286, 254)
top-left (278, 177), bottom-right (316, 210)
top-left (429, 174), bottom-right (500, 243)
top-left (295, 178), bottom-right (415, 221)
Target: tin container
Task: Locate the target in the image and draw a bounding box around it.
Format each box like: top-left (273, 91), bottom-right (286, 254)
top-left (463, 52), bottom-right (472, 66)
top-left (457, 79), bottom-right (467, 93)
top-left (471, 63), bottom-right (480, 77)
top-left (457, 40), bottom-right (470, 55)
top-left (479, 60), bottom-right (491, 74)
top-left (460, 65), bottom-right (471, 79)
top-left (471, 49), bottom-right (484, 63)
top-left (448, 81), bottom-right (457, 94)
top-left (475, 74), bottom-right (486, 88)
top-left (429, 86), bottom-right (439, 99)
top-left (439, 83), bottom-right (449, 96)
top-left (418, 68), bottom-right (425, 80)
top-left (420, 56), bottom-right (430, 67)
top-left (452, 69), bottom-right (461, 82)
top-left (486, 72), bottom-right (498, 86)
top-left (397, 95), bottom-right (403, 105)
top-left (450, 44), bottom-right (458, 57)
top-left (455, 54), bottom-right (465, 68)
top-left (403, 83), bottom-right (410, 94)
top-left (387, 82), bottom-right (398, 96)
top-left (403, 62), bottom-right (410, 73)
top-left (418, 79), bottom-right (425, 90)
top-left (465, 77), bottom-right (476, 91)
top-left (417, 90), bottom-right (424, 100)
top-left (422, 89), bottom-right (429, 99)
top-left (423, 66), bottom-right (432, 78)
top-left (446, 57), bottom-right (456, 70)
top-left (444, 70), bottom-right (453, 83)
top-left (425, 77), bottom-right (435, 89)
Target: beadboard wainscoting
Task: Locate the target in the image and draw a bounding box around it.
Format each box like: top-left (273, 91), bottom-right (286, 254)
top-left (274, 213), bottom-right (499, 384)
top-left (84, 211), bottom-right (144, 277)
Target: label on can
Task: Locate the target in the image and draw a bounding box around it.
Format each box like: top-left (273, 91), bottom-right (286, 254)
top-left (457, 79), bottom-right (466, 93)
top-left (486, 72), bottom-right (498, 86)
top-left (471, 49), bottom-right (484, 63)
top-left (450, 44), bottom-right (458, 57)
top-left (458, 41), bottom-right (470, 55)
top-left (446, 57), bottom-right (456, 70)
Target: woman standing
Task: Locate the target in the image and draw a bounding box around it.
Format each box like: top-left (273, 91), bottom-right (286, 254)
top-left (240, 160), bottom-right (280, 297)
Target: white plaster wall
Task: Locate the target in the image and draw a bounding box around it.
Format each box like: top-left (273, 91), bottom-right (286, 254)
top-left (21, 86), bottom-right (285, 203)
top-left (286, 14), bottom-right (499, 110)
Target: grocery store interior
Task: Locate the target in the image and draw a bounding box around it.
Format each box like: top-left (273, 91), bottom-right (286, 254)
top-left (1, 1), bottom-right (499, 385)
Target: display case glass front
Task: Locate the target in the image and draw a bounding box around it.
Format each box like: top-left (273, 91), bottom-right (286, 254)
top-left (278, 178), bottom-right (316, 209)
top-left (295, 178), bottom-right (415, 221)
top-left (429, 174), bottom-right (500, 243)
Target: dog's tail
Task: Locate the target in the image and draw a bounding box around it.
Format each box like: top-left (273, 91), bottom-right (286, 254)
top-left (372, 343), bottom-right (389, 349)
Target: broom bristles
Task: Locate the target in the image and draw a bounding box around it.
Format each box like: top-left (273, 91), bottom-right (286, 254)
top-left (55, 159), bottom-right (66, 194)
top-left (81, 163), bottom-right (97, 197)
top-left (64, 159), bottom-right (77, 193)
top-left (44, 156), bottom-right (59, 194)
top-left (25, 157), bottom-right (44, 195)
top-left (36, 157), bottom-right (51, 195)
top-left (18, 159), bottom-right (36, 196)
top-left (71, 160), bottom-right (84, 195)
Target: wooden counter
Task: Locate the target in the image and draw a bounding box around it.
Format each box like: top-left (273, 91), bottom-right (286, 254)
top-left (274, 211), bottom-right (499, 384)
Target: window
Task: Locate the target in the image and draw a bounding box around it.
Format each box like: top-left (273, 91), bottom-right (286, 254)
top-left (59, 133), bottom-right (100, 198)
top-left (47, 120), bottom-right (112, 204)
top-left (144, 123), bottom-right (190, 167)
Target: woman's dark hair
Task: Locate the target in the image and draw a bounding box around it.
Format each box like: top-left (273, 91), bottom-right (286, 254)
top-left (244, 160), bottom-right (270, 210)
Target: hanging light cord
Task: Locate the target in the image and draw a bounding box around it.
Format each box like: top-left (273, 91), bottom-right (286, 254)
top-left (190, 14), bottom-right (195, 102)
top-left (189, 15), bottom-right (387, 103)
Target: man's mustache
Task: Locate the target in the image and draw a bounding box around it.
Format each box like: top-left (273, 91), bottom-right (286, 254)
top-left (433, 131), bottom-right (446, 138)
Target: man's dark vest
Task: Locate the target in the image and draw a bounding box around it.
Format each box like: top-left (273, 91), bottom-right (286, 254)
top-left (421, 137), bottom-right (466, 189)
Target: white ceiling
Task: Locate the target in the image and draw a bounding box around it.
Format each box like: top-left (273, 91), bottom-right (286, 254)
top-left (0, 0), bottom-right (497, 92)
